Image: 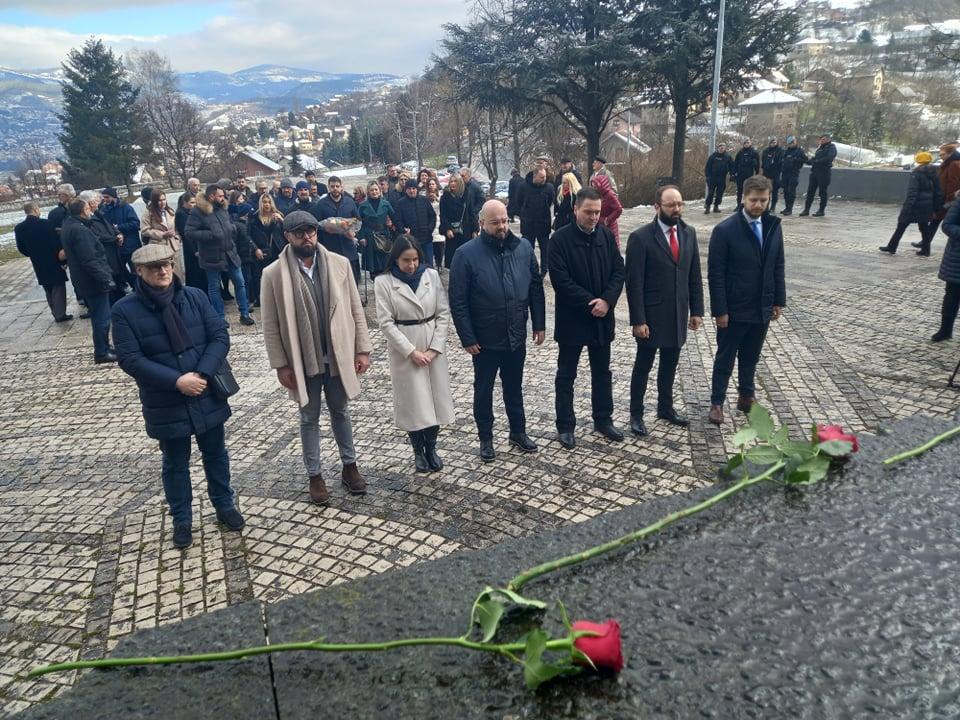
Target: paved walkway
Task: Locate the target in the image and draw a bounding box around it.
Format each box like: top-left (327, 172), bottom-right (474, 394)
top-left (1, 201), bottom-right (958, 715)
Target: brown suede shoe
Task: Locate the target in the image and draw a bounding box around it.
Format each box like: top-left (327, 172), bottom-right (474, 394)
top-left (708, 405), bottom-right (724, 425)
top-left (309, 473), bottom-right (330, 504)
top-left (341, 463), bottom-right (367, 495)
top-left (736, 396), bottom-right (754, 413)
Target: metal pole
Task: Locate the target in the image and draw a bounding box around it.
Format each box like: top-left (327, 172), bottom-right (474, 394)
top-left (708, 0), bottom-right (726, 156)
top-left (409, 110), bottom-right (421, 168)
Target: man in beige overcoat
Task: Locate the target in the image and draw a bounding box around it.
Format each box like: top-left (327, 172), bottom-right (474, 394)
top-left (261, 211), bottom-right (372, 504)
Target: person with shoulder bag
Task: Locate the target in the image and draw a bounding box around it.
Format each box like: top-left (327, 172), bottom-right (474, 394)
top-left (374, 235), bottom-right (455, 472)
top-left (358, 179), bottom-right (401, 279)
top-left (111, 244), bottom-right (245, 550)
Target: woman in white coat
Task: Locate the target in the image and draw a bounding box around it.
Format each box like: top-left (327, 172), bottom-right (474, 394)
top-left (374, 235), bottom-right (455, 472)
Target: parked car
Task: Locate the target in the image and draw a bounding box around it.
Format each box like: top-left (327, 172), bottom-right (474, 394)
top-left (494, 180), bottom-right (510, 200)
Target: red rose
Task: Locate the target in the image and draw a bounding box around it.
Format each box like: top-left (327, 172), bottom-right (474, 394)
top-left (815, 424), bottom-right (859, 453)
top-left (572, 620), bottom-right (624, 673)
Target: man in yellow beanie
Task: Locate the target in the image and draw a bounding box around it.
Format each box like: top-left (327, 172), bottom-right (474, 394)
top-left (879, 151), bottom-right (944, 255)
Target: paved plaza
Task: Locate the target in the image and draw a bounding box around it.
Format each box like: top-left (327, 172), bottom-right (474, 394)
top-left (1, 201), bottom-right (958, 715)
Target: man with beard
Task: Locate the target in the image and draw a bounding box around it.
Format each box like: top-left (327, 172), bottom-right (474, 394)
top-left (100, 186), bottom-right (142, 288)
top-left (734, 139), bottom-right (760, 209)
top-left (799, 133), bottom-right (838, 217)
top-left (778, 136), bottom-right (807, 216)
top-left (761, 138), bottom-right (784, 213)
top-left (260, 211), bottom-right (372, 503)
top-left (515, 168), bottom-right (556, 275)
top-left (625, 186), bottom-right (703, 436)
top-left (449, 200), bottom-right (546, 462)
top-left (185, 184), bottom-right (254, 326)
top-left (304, 170), bottom-right (328, 198)
top-left (313, 175), bottom-right (362, 283)
top-left (275, 178), bottom-right (297, 215)
top-left (385, 164), bottom-right (404, 206)
top-left (292, 181), bottom-right (317, 213)
top-left (707, 175), bottom-right (785, 424)
top-left (47, 183), bottom-right (75, 235)
top-left (548, 186), bottom-right (625, 449)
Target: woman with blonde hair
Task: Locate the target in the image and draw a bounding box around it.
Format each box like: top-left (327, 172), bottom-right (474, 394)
top-left (554, 172), bottom-right (582, 231)
top-left (142, 189), bottom-right (185, 282)
top-left (359, 179), bottom-right (400, 279)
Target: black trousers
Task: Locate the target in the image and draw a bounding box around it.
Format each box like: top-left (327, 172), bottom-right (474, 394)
top-left (555, 342), bottom-right (613, 432)
top-left (736, 176), bottom-right (748, 207)
top-left (41, 282), bottom-right (67, 320)
top-left (434, 240), bottom-right (445, 269)
top-left (710, 321), bottom-right (768, 406)
top-left (886, 220), bottom-right (935, 253)
top-left (521, 222), bottom-right (550, 274)
top-left (764, 174), bottom-right (781, 210)
top-left (630, 345), bottom-right (681, 418)
top-left (923, 219), bottom-right (943, 253)
top-left (705, 179), bottom-right (726, 209)
top-left (940, 282), bottom-right (960, 336)
top-left (781, 173), bottom-right (799, 212)
top-left (804, 168), bottom-right (831, 212)
top-left (472, 345), bottom-right (526, 441)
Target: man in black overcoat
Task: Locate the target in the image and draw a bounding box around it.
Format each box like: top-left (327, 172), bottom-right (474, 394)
top-left (704, 143), bottom-right (735, 214)
top-left (548, 186), bottom-right (625, 449)
top-left (15, 201), bottom-right (71, 322)
top-left (734, 139), bottom-right (761, 209)
top-left (799, 133), bottom-right (838, 217)
top-left (707, 175), bottom-right (786, 424)
top-left (625, 186), bottom-right (703, 436)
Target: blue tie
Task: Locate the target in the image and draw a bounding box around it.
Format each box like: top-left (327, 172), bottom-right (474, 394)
top-left (752, 220), bottom-right (763, 248)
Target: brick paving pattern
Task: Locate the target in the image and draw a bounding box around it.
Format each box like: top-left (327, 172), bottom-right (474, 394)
top-left (1, 201), bottom-right (958, 714)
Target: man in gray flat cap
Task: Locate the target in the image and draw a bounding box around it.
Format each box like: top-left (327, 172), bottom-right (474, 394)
top-left (112, 243), bottom-right (244, 550)
top-left (260, 211), bottom-right (373, 504)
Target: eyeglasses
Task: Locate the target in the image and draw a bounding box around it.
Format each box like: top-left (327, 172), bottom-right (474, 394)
top-left (290, 228), bottom-right (317, 240)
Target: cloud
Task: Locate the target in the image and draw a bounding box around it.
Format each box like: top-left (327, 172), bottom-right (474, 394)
top-left (0, 0), bottom-right (469, 75)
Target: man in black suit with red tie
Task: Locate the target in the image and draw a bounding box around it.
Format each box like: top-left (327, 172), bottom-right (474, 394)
top-left (625, 185), bottom-right (704, 436)
top-left (707, 174), bottom-right (786, 424)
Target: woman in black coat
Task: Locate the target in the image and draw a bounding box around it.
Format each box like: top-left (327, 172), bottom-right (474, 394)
top-left (439, 175), bottom-right (478, 269)
top-left (879, 152), bottom-right (944, 255)
top-left (175, 193), bottom-right (206, 291)
top-left (933, 201), bottom-right (960, 341)
top-left (111, 244), bottom-right (244, 549)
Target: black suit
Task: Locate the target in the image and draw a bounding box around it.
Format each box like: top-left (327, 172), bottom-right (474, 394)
top-left (15, 214), bottom-right (68, 320)
top-left (707, 211), bottom-right (786, 406)
top-left (625, 219), bottom-right (704, 418)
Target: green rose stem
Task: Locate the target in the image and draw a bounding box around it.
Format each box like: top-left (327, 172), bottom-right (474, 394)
top-left (882, 424), bottom-right (960, 465)
top-left (29, 635), bottom-right (576, 679)
top-left (507, 461), bottom-right (786, 592)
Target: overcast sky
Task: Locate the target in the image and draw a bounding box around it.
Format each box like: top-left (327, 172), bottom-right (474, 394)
top-left (0, 0), bottom-right (469, 75)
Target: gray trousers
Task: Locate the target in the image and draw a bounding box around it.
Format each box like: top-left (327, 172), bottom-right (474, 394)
top-left (300, 372), bottom-right (356, 476)
top-left (43, 283), bottom-right (67, 320)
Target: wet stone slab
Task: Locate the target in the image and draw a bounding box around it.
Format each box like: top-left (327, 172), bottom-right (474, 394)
top-left (17, 602), bottom-right (274, 720)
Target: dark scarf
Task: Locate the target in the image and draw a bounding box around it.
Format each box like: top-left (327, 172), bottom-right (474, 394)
top-left (137, 279), bottom-right (192, 354)
top-left (391, 263), bottom-right (427, 293)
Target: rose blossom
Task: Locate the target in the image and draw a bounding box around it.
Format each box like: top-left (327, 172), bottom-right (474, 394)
top-left (815, 424), bottom-right (859, 454)
top-left (572, 620), bottom-right (624, 672)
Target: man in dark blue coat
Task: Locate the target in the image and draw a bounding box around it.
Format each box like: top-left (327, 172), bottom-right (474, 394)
top-left (61, 199), bottom-right (117, 363)
top-left (16, 202), bottom-right (71, 321)
top-left (100, 186), bottom-right (141, 288)
top-left (761, 138), bottom-right (784, 213)
top-left (394, 179), bottom-right (438, 267)
top-left (779, 136), bottom-right (807, 216)
top-left (707, 175), bottom-right (786, 424)
top-left (548, 186), bottom-right (625, 449)
top-left (515, 168), bottom-right (555, 275)
top-left (312, 175), bottom-right (362, 284)
top-left (449, 199), bottom-right (546, 462)
top-left (112, 243), bottom-right (245, 549)
top-left (734, 139), bottom-right (761, 210)
top-left (626, 185), bottom-right (704, 436)
top-left (275, 178), bottom-right (298, 215)
top-left (800, 133), bottom-right (838, 217)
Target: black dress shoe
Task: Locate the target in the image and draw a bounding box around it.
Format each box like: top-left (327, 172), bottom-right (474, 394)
top-left (216, 507), bottom-right (246, 531)
top-left (508, 432), bottom-right (538, 452)
top-left (878, 246), bottom-right (895, 254)
top-left (916, 250), bottom-right (931, 257)
top-left (172, 523), bottom-right (192, 549)
top-left (479, 440), bottom-right (496, 462)
top-left (656, 408), bottom-right (689, 427)
top-left (557, 432), bottom-right (575, 450)
top-left (54, 314), bottom-right (74, 322)
top-left (239, 314), bottom-right (255, 326)
top-left (798, 209), bottom-right (810, 217)
top-left (630, 417), bottom-right (648, 436)
top-left (911, 241), bottom-right (923, 249)
top-left (594, 423), bottom-right (624, 442)
top-left (94, 352), bottom-right (117, 364)
top-left (79, 312), bottom-right (91, 319)
top-left (931, 331), bottom-right (953, 342)
top-left (812, 210), bottom-right (825, 217)
top-left (780, 209), bottom-right (792, 216)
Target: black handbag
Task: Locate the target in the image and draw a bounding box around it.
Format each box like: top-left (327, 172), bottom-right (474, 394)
top-left (210, 359), bottom-right (239, 399)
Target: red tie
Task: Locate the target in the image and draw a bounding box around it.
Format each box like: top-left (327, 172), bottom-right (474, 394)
top-left (668, 226), bottom-right (680, 263)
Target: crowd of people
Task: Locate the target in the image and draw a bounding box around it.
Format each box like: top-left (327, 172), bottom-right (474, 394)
top-left (11, 147), bottom-right (960, 549)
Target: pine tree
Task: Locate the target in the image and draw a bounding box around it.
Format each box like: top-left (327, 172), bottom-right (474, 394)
top-left (867, 107), bottom-right (885, 146)
top-left (832, 110), bottom-right (853, 144)
top-left (57, 39), bottom-right (142, 188)
top-left (287, 111), bottom-right (297, 128)
top-left (347, 125), bottom-right (362, 164)
top-left (289, 143), bottom-right (302, 175)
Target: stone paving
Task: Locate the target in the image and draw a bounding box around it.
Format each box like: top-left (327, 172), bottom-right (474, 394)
top-left (1, 201), bottom-right (959, 715)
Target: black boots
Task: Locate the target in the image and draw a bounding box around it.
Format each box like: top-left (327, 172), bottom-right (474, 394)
top-left (410, 426), bottom-right (443, 473)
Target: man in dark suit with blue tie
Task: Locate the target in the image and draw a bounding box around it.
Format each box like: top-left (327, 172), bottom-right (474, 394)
top-left (707, 175), bottom-right (786, 425)
top-left (625, 185), bottom-right (704, 436)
